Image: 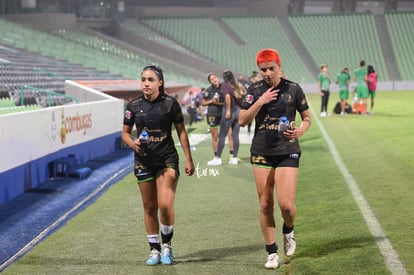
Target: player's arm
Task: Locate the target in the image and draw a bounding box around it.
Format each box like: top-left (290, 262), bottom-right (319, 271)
top-left (201, 97), bottom-right (212, 106)
top-left (122, 124), bottom-right (137, 151)
top-left (224, 93), bottom-right (231, 120)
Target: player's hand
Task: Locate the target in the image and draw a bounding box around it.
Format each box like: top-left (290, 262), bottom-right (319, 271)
top-left (284, 127), bottom-right (305, 140)
top-left (185, 160), bottom-right (195, 176)
top-left (258, 86), bottom-right (278, 105)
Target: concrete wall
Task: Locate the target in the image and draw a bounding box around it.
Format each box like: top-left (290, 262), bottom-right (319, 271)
top-left (3, 13), bottom-right (77, 32)
top-left (0, 81), bottom-right (124, 205)
top-left (127, 0), bottom-right (289, 18)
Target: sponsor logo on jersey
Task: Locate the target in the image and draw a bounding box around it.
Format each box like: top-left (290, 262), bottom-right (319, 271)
top-left (245, 94), bottom-right (254, 104)
top-left (125, 110), bottom-right (132, 119)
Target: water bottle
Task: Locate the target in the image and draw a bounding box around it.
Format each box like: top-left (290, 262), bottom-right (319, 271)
top-left (213, 92), bottom-right (219, 103)
top-left (138, 130), bottom-right (149, 155)
top-left (278, 116), bottom-right (289, 137)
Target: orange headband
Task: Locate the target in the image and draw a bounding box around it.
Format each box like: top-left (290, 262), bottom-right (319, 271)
top-left (256, 48), bottom-right (281, 66)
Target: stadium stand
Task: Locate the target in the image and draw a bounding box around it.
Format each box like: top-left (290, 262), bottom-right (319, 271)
top-left (289, 13), bottom-right (390, 81)
top-left (221, 16), bottom-right (315, 83)
top-left (141, 16), bottom-right (315, 82)
top-left (141, 17), bottom-right (234, 64)
top-left (0, 39), bottom-right (129, 114)
top-left (385, 11), bottom-right (414, 80)
top-left (0, 18), bottom-right (205, 87)
top-left (120, 20), bottom-right (201, 58)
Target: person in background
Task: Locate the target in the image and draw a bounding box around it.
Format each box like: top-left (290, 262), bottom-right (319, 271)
top-left (246, 71), bottom-right (262, 135)
top-left (367, 64), bottom-right (378, 114)
top-left (336, 67), bottom-right (351, 115)
top-left (122, 65), bottom-right (195, 266)
top-left (183, 90), bottom-right (198, 126)
top-left (195, 88), bottom-right (204, 121)
top-left (238, 74), bottom-right (250, 90)
top-left (207, 70), bottom-right (246, 165)
top-left (318, 64), bottom-right (331, 117)
top-left (249, 70), bottom-right (261, 84)
top-left (353, 60), bottom-right (369, 115)
top-left (239, 48), bottom-right (311, 269)
top-left (202, 73), bottom-right (234, 160)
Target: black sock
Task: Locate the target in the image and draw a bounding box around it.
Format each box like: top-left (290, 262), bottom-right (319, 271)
top-left (214, 151), bottom-right (217, 157)
top-left (149, 242), bottom-right (161, 252)
top-left (161, 231), bottom-right (174, 244)
top-left (283, 223), bottom-right (294, 234)
top-left (229, 150), bottom-right (234, 155)
top-left (265, 243), bottom-right (278, 254)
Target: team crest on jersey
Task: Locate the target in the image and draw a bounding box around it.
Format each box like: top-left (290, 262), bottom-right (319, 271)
top-left (125, 110), bottom-right (132, 119)
top-left (301, 98), bottom-right (307, 105)
top-left (245, 94), bottom-right (254, 104)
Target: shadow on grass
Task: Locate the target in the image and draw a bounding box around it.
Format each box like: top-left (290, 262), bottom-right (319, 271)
top-left (175, 244), bottom-right (262, 264)
top-left (18, 244), bottom-right (264, 269)
top-left (295, 235), bottom-right (376, 258)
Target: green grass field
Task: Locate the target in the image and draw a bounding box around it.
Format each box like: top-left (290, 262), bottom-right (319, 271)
top-left (3, 91), bottom-right (414, 274)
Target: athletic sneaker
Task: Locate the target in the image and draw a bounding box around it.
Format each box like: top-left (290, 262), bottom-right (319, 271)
top-left (207, 157), bottom-right (222, 166)
top-left (283, 231), bottom-right (296, 257)
top-left (146, 248), bottom-right (161, 266)
top-left (264, 253), bottom-right (279, 269)
top-left (228, 157), bottom-right (238, 165)
top-left (320, 111), bottom-right (327, 117)
top-left (161, 243), bottom-right (173, 265)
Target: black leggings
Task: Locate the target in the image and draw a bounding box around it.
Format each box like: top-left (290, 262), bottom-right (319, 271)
top-left (320, 90), bottom-right (330, 113)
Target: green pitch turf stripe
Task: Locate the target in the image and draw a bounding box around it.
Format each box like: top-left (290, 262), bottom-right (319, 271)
top-left (309, 104), bottom-right (408, 275)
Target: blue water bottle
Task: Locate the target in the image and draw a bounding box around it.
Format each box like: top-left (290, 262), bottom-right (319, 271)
top-left (138, 130), bottom-right (149, 155)
top-left (278, 116), bottom-right (289, 137)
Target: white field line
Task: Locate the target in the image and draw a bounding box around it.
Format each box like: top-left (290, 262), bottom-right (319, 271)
top-left (309, 105), bottom-right (407, 275)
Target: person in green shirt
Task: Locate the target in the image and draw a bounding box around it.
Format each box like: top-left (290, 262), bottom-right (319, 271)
top-left (318, 64), bottom-right (331, 117)
top-left (353, 60), bottom-right (369, 114)
top-left (336, 67), bottom-right (351, 115)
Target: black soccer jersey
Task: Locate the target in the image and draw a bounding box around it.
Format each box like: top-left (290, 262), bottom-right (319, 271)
top-left (203, 85), bottom-right (224, 116)
top-left (123, 93), bottom-right (183, 165)
top-left (240, 78), bottom-right (309, 156)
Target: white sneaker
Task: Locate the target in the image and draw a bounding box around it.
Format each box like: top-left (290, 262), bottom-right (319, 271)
top-left (320, 111), bottom-right (327, 117)
top-left (207, 157), bottom-right (222, 166)
top-left (264, 253), bottom-right (279, 269)
top-left (229, 157), bottom-right (238, 165)
top-left (283, 231), bottom-right (296, 257)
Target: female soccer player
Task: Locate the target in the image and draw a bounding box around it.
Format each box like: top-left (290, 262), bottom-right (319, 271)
top-left (122, 65), bottom-right (194, 266)
top-left (202, 73), bottom-right (234, 162)
top-left (239, 49), bottom-right (311, 269)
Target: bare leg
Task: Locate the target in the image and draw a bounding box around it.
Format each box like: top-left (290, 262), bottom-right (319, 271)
top-left (253, 166), bottom-right (276, 245)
